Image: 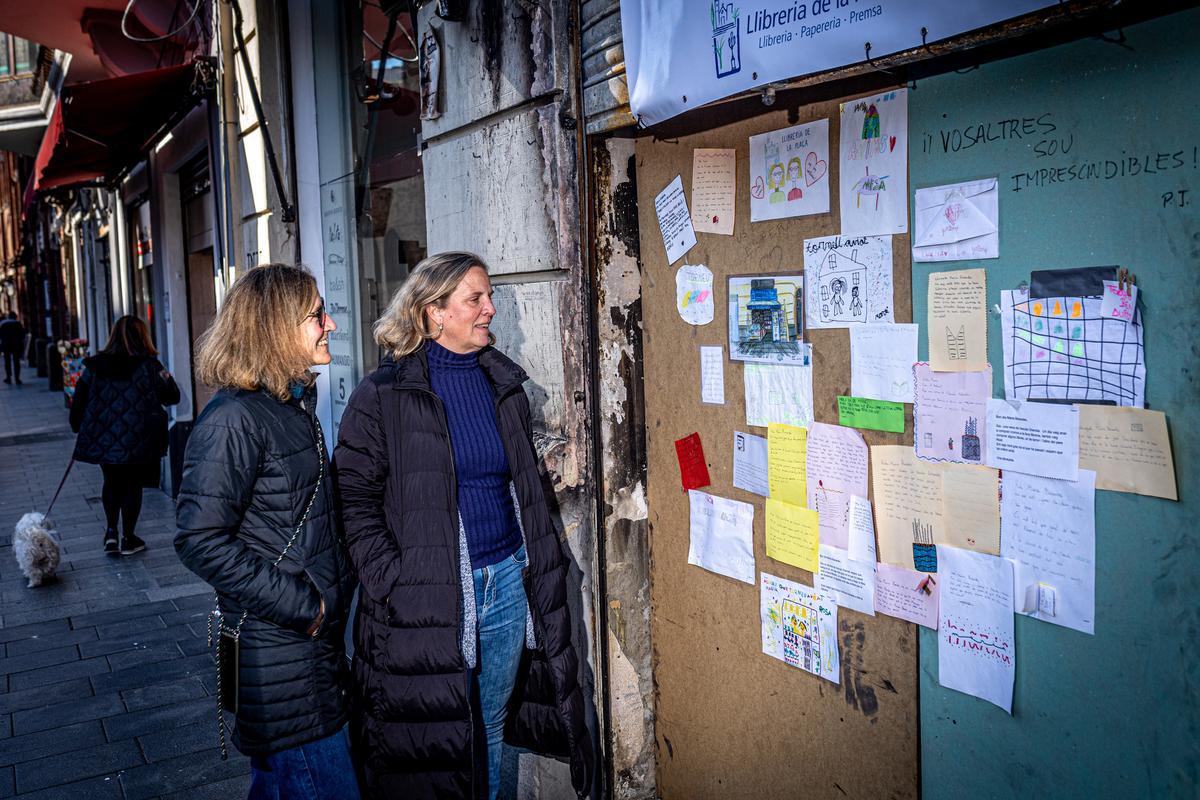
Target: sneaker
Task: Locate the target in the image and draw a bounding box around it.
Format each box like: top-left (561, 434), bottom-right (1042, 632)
top-left (103, 529), bottom-right (119, 555)
top-left (119, 532), bottom-right (146, 556)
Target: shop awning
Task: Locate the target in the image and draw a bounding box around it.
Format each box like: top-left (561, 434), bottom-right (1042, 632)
top-left (29, 60), bottom-right (213, 195)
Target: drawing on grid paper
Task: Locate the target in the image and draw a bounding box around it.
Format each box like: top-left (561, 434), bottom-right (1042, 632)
top-left (1000, 287), bottom-right (1146, 407)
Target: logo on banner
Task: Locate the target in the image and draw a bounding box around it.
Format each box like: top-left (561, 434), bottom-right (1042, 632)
top-left (710, 1), bottom-right (741, 79)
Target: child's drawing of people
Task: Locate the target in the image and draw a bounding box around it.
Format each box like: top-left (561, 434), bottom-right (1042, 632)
top-left (767, 162), bottom-right (786, 204)
top-left (850, 285), bottom-right (862, 316)
top-left (830, 278), bottom-right (846, 316)
top-left (786, 157), bottom-right (803, 202)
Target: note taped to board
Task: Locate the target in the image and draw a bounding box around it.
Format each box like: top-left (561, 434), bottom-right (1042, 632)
top-left (767, 423), bottom-right (807, 506)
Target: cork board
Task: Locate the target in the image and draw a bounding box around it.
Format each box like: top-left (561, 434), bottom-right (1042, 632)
top-left (636, 93), bottom-right (918, 799)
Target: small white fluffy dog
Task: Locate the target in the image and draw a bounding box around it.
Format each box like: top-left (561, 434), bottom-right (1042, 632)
top-left (13, 512), bottom-right (61, 587)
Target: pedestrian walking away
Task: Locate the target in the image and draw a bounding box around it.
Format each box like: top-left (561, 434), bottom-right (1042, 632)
top-left (335, 252), bottom-right (594, 799)
top-left (69, 315), bottom-right (180, 555)
top-left (174, 263), bottom-right (360, 800)
top-left (0, 309), bottom-right (26, 384)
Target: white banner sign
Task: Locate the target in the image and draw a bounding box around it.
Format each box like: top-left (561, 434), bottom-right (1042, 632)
top-left (622, 0), bottom-right (1055, 126)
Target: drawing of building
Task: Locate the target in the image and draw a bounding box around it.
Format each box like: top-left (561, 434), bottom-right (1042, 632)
top-left (818, 249), bottom-right (867, 323)
top-left (962, 417), bottom-right (981, 461)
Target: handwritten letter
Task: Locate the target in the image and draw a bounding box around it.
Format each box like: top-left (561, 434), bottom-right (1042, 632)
top-left (874, 562), bottom-right (939, 628)
top-left (871, 445), bottom-right (944, 570)
top-left (765, 498), bottom-right (820, 573)
top-left (732, 431), bottom-right (769, 497)
top-left (1001, 470), bottom-right (1096, 634)
top-left (806, 422), bottom-right (868, 550)
top-left (940, 465), bottom-right (1001, 555)
top-left (914, 364), bottom-right (991, 465)
top-left (690, 148), bottom-right (736, 235)
top-left (688, 490), bottom-right (756, 585)
top-left (928, 269), bottom-right (988, 371)
top-left (986, 399), bottom-right (1079, 481)
top-left (699, 346), bottom-right (724, 404)
top-left (767, 423), bottom-right (807, 506)
top-left (938, 546), bottom-right (1015, 713)
top-left (850, 323), bottom-right (918, 402)
top-left (1076, 405), bottom-right (1176, 500)
top-left (654, 175), bottom-right (697, 265)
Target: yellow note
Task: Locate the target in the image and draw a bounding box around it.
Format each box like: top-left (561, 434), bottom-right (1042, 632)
top-left (940, 464), bottom-right (1001, 554)
top-left (765, 498), bottom-right (820, 572)
top-left (768, 423), bottom-right (807, 505)
top-left (870, 445), bottom-right (945, 569)
top-left (1077, 405), bottom-right (1177, 500)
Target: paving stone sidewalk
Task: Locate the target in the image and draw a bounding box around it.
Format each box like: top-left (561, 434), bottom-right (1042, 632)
top-left (0, 372), bottom-right (250, 799)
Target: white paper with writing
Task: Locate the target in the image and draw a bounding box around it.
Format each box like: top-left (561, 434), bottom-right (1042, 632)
top-left (986, 399), bottom-right (1079, 480)
top-left (1001, 469), bottom-right (1096, 635)
top-left (850, 323), bottom-right (918, 403)
top-left (744, 363), bottom-right (813, 429)
top-left (687, 490), bottom-right (755, 585)
top-left (803, 234), bottom-right (895, 329)
top-left (700, 346), bottom-right (724, 405)
top-left (938, 546), bottom-right (1015, 713)
top-left (847, 495), bottom-right (878, 564)
top-left (654, 175), bottom-right (697, 265)
top-left (749, 119), bottom-right (830, 222)
top-left (875, 562), bottom-right (939, 629)
top-left (806, 422), bottom-right (868, 550)
top-left (839, 90), bottom-right (908, 237)
top-left (816, 545), bottom-right (876, 617)
top-left (733, 431), bottom-right (769, 497)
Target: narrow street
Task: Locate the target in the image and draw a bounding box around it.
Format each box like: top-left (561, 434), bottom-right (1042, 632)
top-left (0, 376), bottom-right (249, 799)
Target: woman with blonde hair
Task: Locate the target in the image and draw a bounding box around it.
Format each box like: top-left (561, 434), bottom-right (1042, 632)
top-left (174, 263), bottom-right (359, 799)
top-left (70, 315), bottom-right (179, 555)
top-left (335, 251), bottom-right (593, 798)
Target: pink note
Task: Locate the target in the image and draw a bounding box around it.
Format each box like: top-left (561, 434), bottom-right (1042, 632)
top-left (874, 562), bottom-right (939, 628)
top-left (1100, 280), bottom-right (1137, 323)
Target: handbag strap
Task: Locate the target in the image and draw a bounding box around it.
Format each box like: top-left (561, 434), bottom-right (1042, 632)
top-left (216, 415), bottom-right (328, 638)
top-left (210, 415), bottom-right (327, 760)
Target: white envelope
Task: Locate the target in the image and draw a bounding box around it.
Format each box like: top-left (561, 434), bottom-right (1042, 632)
top-left (912, 178), bottom-right (999, 263)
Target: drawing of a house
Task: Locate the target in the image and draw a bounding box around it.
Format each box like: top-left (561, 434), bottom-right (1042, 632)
top-left (817, 249), bottom-right (867, 324)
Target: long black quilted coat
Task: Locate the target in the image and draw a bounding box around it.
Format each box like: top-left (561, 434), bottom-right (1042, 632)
top-left (70, 354), bottom-right (180, 464)
top-left (334, 346), bottom-right (593, 798)
top-left (175, 387), bottom-right (357, 756)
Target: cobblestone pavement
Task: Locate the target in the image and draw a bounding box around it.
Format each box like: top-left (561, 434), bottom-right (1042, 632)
top-left (0, 371), bottom-right (250, 799)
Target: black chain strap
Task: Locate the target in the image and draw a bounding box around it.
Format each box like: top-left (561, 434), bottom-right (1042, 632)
top-left (209, 416), bottom-right (327, 760)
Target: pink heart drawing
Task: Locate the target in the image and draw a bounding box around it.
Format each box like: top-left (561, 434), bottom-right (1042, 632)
top-left (803, 151), bottom-right (827, 187)
top-left (889, 135), bottom-right (897, 152)
top-left (751, 175), bottom-right (766, 199)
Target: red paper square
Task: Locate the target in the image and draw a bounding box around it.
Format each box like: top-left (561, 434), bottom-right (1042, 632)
top-left (674, 432), bottom-right (711, 491)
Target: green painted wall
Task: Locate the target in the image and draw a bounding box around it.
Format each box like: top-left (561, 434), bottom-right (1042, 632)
top-left (909, 9), bottom-right (1199, 797)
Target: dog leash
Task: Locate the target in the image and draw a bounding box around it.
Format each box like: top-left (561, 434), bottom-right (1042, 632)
top-left (44, 458), bottom-right (75, 519)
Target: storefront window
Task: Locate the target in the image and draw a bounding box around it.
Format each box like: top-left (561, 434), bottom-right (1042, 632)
top-left (351, 2), bottom-right (427, 365)
top-left (127, 199), bottom-right (154, 337)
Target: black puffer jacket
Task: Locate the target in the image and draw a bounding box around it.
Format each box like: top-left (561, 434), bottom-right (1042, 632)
top-left (334, 346), bottom-right (593, 799)
top-left (70, 354), bottom-right (180, 464)
top-left (175, 386), bottom-right (357, 756)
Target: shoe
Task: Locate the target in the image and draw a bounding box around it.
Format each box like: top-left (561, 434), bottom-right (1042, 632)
top-left (103, 529), bottom-right (119, 555)
top-left (15, 379), bottom-right (21, 385)
top-left (3, 377), bottom-right (9, 384)
top-left (119, 532), bottom-right (146, 556)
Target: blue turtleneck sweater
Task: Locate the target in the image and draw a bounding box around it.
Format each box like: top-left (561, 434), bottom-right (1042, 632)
top-left (426, 340), bottom-right (522, 569)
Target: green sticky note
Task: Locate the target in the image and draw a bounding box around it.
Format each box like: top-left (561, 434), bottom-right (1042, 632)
top-left (837, 396), bottom-right (906, 433)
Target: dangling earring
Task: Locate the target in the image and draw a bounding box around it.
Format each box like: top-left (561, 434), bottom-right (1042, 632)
top-left (435, 322), bottom-right (444, 337)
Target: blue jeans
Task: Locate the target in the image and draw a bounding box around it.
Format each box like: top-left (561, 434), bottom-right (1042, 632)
top-left (472, 544), bottom-right (529, 800)
top-left (248, 726), bottom-right (361, 800)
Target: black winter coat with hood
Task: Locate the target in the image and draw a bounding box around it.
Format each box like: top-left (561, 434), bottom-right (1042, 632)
top-left (70, 354), bottom-right (180, 464)
top-left (333, 345), bottom-right (594, 799)
top-left (175, 386), bottom-right (357, 756)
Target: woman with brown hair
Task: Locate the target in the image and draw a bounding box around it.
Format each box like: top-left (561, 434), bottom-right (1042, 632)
top-left (70, 315), bottom-right (179, 555)
top-left (174, 263), bottom-right (359, 799)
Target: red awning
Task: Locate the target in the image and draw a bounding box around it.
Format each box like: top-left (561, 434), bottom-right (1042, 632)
top-left (29, 61), bottom-right (212, 195)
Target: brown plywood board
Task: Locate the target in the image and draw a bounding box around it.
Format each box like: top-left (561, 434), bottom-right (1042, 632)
top-left (636, 95), bottom-right (919, 800)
